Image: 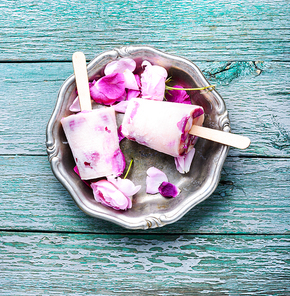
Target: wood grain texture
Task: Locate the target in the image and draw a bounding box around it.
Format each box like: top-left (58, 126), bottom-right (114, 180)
top-left (0, 61), bottom-right (289, 156)
top-left (0, 232), bottom-right (289, 295)
top-left (1, 1), bottom-right (289, 292)
top-left (1, 155), bottom-right (289, 234)
top-left (1, 0), bottom-right (289, 61)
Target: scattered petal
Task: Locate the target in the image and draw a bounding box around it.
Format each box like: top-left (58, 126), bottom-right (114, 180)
top-left (95, 73), bottom-right (125, 100)
top-left (127, 89), bottom-right (140, 101)
top-left (90, 73), bottom-right (126, 105)
top-left (175, 147), bottom-right (196, 174)
top-left (123, 69), bottom-right (139, 90)
top-left (158, 181), bottom-right (180, 197)
top-left (105, 58), bottom-right (139, 90)
top-left (69, 96), bottom-right (81, 112)
top-left (146, 167), bottom-right (168, 194)
top-left (105, 58), bottom-right (136, 75)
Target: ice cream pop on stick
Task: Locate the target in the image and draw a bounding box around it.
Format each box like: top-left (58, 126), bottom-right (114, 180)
top-left (121, 98), bottom-right (205, 157)
top-left (61, 52), bottom-right (125, 180)
top-left (122, 98), bottom-right (250, 160)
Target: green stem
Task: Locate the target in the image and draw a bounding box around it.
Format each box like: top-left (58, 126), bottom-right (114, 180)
top-left (123, 159), bottom-right (133, 179)
top-left (165, 85), bottom-right (215, 91)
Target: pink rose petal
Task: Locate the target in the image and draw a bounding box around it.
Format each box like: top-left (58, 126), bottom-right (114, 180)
top-left (165, 85), bottom-right (191, 104)
top-left (158, 181), bottom-right (180, 197)
top-left (113, 101), bottom-right (129, 113)
top-left (96, 73), bottom-right (125, 100)
top-left (69, 96), bottom-right (81, 112)
top-left (105, 58), bottom-right (136, 75)
top-left (107, 176), bottom-right (141, 197)
top-left (174, 147), bottom-right (196, 174)
top-left (146, 167), bottom-right (168, 194)
top-left (123, 69), bottom-right (139, 90)
top-left (105, 58), bottom-right (139, 91)
top-left (127, 89), bottom-right (140, 101)
top-left (90, 73), bottom-right (126, 105)
top-left (135, 74), bottom-right (141, 88)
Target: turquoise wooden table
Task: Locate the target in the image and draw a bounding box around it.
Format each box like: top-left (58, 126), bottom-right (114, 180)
top-left (1, 0), bottom-right (289, 294)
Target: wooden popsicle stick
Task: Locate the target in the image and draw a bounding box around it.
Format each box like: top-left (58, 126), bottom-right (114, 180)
top-left (190, 125), bottom-right (251, 150)
top-left (72, 52), bottom-right (92, 111)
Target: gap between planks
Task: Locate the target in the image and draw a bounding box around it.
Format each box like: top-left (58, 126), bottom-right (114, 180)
top-left (0, 229), bottom-right (289, 236)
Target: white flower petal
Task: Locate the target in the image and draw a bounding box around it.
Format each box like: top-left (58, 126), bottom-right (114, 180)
top-left (123, 69), bottom-right (139, 90)
top-left (107, 176), bottom-right (141, 197)
top-left (69, 96), bottom-right (81, 112)
top-left (175, 148), bottom-right (195, 174)
top-left (105, 58), bottom-right (136, 75)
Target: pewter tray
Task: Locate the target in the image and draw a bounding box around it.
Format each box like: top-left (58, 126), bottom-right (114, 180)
top-left (46, 45), bottom-right (229, 229)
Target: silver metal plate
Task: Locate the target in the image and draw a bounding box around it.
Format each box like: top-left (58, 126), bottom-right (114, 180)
top-left (46, 45), bottom-right (229, 229)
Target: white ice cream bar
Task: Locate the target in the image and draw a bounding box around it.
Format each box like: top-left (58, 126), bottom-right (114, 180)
top-left (121, 98), bottom-right (204, 157)
top-left (61, 107), bottom-right (125, 180)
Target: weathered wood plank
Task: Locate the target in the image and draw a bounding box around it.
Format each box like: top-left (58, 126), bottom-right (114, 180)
top-left (1, 1), bottom-right (289, 292)
top-left (0, 232), bottom-right (289, 295)
top-left (1, 0), bottom-right (289, 61)
top-left (1, 155), bottom-right (289, 234)
top-left (0, 61), bottom-right (289, 156)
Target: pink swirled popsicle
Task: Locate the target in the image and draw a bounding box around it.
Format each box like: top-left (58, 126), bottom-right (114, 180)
top-left (121, 98), bottom-right (205, 158)
top-left (61, 52), bottom-right (125, 180)
top-left (61, 107), bottom-right (125, 180)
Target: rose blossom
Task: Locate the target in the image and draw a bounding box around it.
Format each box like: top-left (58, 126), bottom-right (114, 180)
top-left (105, 58), bottom-right (139, 91)
top-left (140, 61), bottom-right (168, 101)
top-left (91, 179), bottom-right (132, 211)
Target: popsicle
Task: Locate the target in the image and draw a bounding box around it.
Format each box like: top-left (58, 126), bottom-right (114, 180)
top-left (121, 98), bottom-right (205, 157)
top-left (61, 52), bottom-right (125, 180)
top-left (122, 98), bottom-right (251, 156)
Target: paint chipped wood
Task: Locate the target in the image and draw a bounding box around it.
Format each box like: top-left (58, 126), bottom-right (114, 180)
top-left (0, 0), bottom-right (289, 294)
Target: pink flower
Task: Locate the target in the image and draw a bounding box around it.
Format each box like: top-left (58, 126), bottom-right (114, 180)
top-left (146, 167), bottom-right (180, 197)
top-left (165, 85), bottom-right (191, 104)
top-left (107, 176), bottom-right (141, 197)
top-left (105, 58), bottom-right (139, 91)
top-left (140, 61), bottom-right (167, 101)
top-left (91, 179), bottom-right (133, 211)
top-left (89, 73), bottom-right (126, 105)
